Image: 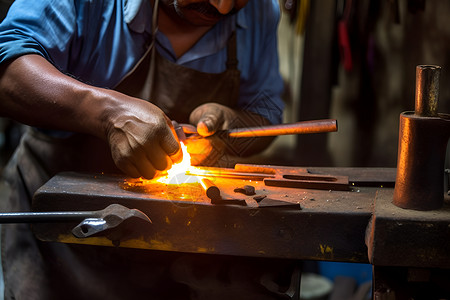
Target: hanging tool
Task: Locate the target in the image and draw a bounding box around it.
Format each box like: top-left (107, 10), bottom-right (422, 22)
top-left (338, 0), bottom-right (353, 72)
top-left (296, 0), bottom-right (310, 35)
top-left (0, 204), bottom-right (152, 238)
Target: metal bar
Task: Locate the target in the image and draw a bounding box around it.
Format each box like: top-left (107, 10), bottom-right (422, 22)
top-left (0, 211), bottom-right (96, 223)
top-left (200, 178), bottom-right (221, 202)
top-left (186, 167), bottom-right (274, 181)
top-left (415, 65), bottom-right (441, 117)
top-left (227, 119), bottom-right (337, 138)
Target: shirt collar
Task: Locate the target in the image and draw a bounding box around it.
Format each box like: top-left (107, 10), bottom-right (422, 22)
top-left (124, 0), bottom-right (151, 33)
top-left (124, 0), bottom-right (248, 63)
top-left (236, 5), bottom-right (248, 30)
top-left (174, 8), bottom-right (247, 64)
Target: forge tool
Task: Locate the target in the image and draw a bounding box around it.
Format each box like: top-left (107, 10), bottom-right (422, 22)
top-left (200, 178), bottom-right (247, 206)
top-left (394, 65), bottom-right (450, 210)
top-left (174, 118), bottom-right (337, 140)
top-left (188, 164), bottom-right (350, 191)
top-left (200, 178), bottom-right (301, 209)
top-left (0, 204), bottom-right (151, 238)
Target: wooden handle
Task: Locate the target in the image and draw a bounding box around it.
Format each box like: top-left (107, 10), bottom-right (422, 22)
top-left (226, 119), bottom-right (337, 138)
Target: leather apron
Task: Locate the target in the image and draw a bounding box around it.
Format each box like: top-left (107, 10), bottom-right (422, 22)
top-left (114, 0), bottom-right (240, 122)
top-left (0, 1), bottom-right (298, 298)
top-left (114, 34), bottom-right (240, 124)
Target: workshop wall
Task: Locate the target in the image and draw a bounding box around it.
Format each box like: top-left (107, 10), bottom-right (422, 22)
top-left (328, 0), bottom-right (450, 168)
top-left (275, 0), bottom-right (450, 168)
top-left (252, 0), bottom-right (306, 166)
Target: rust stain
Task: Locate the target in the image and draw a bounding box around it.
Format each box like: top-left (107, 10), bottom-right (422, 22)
top-left (196, 247), bottom-right (215, 253)
top-left (187, 207), bottom-right (198, 218)
top-left (319, 244), bottom-right (334, 259)
top-left (149, 239), bottom-right (174, 251)
top-left (57, 234), bottom-right (153, 249)
top-left (58, 234), bottom-right (112, 247)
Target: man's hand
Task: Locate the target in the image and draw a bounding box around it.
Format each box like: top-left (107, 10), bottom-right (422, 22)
top-left (187, 102), bottom-right (275, 164)
top-left (105, 97), bottom-right (182, 178)
top-left (183, 134), bottom-right (226, 166)
top-left (189, 102), bottom-right (237, 136)
top-left (186, 103), bottom-right (234, 166)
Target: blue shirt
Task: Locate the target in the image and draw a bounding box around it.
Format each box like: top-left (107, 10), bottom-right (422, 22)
top-left (0, 0), bottom-right (284, 124)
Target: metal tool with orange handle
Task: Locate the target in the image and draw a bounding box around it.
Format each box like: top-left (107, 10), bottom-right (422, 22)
top-left (174, 119), bottom-right (337, 140)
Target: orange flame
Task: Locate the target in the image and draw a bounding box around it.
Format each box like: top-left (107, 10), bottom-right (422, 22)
top-left (156, 142), bottom-right (201, 184)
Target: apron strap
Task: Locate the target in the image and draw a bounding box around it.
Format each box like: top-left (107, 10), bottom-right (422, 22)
top-left (152, 0), bottom-right (159, 37)
top-left (148, 0), bottom-right (160, 97)
top-left (226, 31), bottom-right (238, 70)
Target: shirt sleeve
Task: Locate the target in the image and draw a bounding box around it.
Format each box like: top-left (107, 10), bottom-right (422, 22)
top-left (237, 0), bottom-right (284, 125)
top-left (0, 0), bottom-right (76, 69)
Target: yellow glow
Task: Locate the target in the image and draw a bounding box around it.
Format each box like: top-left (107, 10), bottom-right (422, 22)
top-left (199, 179), bottom-right (207, 190)
top-left (156, 142), bottom-right (201, 185)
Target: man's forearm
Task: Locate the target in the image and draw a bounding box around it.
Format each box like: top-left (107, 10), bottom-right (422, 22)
top-left (0, 54), bottom-right (114, 139)
top-left (0, 54), bottom-right (183, 178)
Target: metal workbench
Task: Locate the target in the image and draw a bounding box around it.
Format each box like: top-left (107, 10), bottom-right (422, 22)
top-left (31, 167), bottom-right (450, 299)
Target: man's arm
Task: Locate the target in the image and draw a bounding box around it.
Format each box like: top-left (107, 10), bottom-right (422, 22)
top-left (0, 54), bottom-right (182, 178)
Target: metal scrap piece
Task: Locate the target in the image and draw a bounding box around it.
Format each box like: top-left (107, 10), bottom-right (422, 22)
top-left (257, 198), bottom-right (302, 210)
top-left (253, 195), bottom-right (267, 202)
top-left (211, 198), bottom-right (247, 206)
top-left (234, 185), bottom-right (256, 196)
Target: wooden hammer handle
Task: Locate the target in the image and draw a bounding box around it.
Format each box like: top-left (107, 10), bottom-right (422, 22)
top-left (227, 119), bottom-right (337, 138)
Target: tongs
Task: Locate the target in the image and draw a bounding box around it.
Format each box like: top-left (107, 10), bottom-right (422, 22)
top-left (0, 204), bottom-right (151, 238)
